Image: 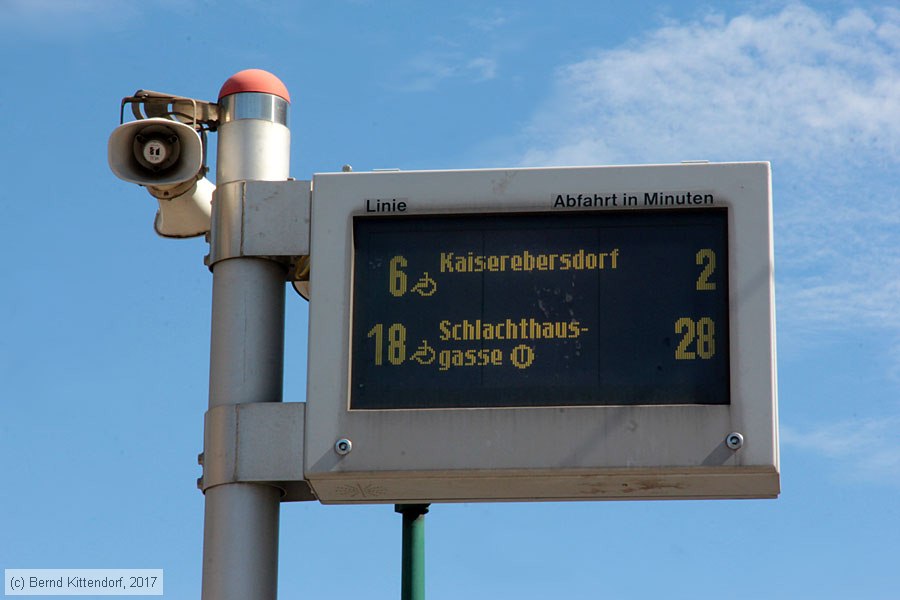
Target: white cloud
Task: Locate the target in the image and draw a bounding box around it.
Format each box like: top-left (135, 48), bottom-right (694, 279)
top-left (0, 0), bottom-right (181, 34)
top-left (5, 0), bottom-right (111, 14)
top-left (394, 10), bottom-right (508, 92)
top-left (466, 10), bottom-right (510, 33)
top-left (782, 417), bottom-right (900, 484)
top-left (467, 57), bottom-right (498, 82)
top-left (0, 0), bottom-right (210, 36)
top-left (398, 51), bottom-right (498, 92)
top-left (519, 5), bottom-right (900, 168)
top-left (515, 4), bottom-right (900, 337)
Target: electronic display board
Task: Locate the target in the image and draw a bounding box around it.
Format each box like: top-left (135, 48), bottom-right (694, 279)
top-left (304, 163), bottom-right (778, 504)
top-left (350, 209), bottom-right (729, 409)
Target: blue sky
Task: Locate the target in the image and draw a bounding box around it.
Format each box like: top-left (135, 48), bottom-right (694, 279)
top-left (2, 1), bottom-right (899, 598)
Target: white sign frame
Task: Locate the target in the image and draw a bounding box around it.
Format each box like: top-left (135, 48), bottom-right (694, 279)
top-left (304, 162), bottom-right (778, 503)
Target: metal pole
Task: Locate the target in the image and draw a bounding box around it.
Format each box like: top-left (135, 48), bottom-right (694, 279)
top-left (201, 71), bottom-right (292, 600)
top-left (395, 504), bottom-right (429, 600)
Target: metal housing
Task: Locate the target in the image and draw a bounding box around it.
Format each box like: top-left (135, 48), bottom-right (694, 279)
top-left (303, 163), bottom-right (779, 503)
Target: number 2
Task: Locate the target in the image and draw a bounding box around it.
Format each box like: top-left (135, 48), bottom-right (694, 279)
top-left (696, 249), bottom-right (716, 291)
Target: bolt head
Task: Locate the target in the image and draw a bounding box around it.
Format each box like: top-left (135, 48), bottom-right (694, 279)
top-left (335, 438), bottom-right (353, 455)
top-left (726, 432), bottom-right (744, 450)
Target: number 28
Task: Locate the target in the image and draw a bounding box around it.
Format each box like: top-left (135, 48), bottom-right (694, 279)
top-left (675, 317), bottom-right (715, 360)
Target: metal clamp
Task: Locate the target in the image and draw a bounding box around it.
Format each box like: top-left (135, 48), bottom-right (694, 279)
top-left (120, 89), bottom-right (219, 131)
top-left (200, 402), bottom-right (315, 502)
top-left (206, 179), bottom-right (312, 272)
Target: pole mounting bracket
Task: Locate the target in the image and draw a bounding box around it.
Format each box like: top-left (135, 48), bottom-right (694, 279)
top-left (200, 402), bottom-right (316, 502)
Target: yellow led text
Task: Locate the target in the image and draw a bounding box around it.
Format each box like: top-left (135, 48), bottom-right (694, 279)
top-left (439, 318), bottom-right (588, 342)
top-left (439, 248), bottom-right (619, 274)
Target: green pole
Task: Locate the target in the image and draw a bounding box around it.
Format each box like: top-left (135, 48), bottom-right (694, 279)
top-left (395, 504), bottom-right (429, 600)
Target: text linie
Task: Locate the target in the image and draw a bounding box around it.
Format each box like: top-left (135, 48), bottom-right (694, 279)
top-left (366, 198), bottom-right (408, 212)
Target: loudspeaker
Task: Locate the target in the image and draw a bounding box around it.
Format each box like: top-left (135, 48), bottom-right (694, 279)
top-left (152, 177), bottom-right (215, 238)
top-left (109, 118), bottom-right (215, 238)
top-left (108, 118), bottom-right (203, 186)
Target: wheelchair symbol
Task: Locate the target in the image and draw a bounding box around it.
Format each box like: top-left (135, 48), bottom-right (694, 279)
top-left (410, 272), bottom-right (437, 297)
top-left (410, 339), bottom-right (436, 365)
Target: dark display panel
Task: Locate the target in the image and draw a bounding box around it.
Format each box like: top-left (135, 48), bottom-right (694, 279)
top-left (350, 209), bottom-right (729, 409)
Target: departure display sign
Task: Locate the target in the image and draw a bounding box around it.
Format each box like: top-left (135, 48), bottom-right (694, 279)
top-left (350, 208), bottom-right (730, 410)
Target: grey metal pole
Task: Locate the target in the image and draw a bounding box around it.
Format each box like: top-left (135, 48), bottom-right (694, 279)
top-left (201, 70), bottom-right (292, 600)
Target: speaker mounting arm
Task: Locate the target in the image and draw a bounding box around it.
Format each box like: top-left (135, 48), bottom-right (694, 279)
top-left (120, 90), bottom-right (219, 132)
